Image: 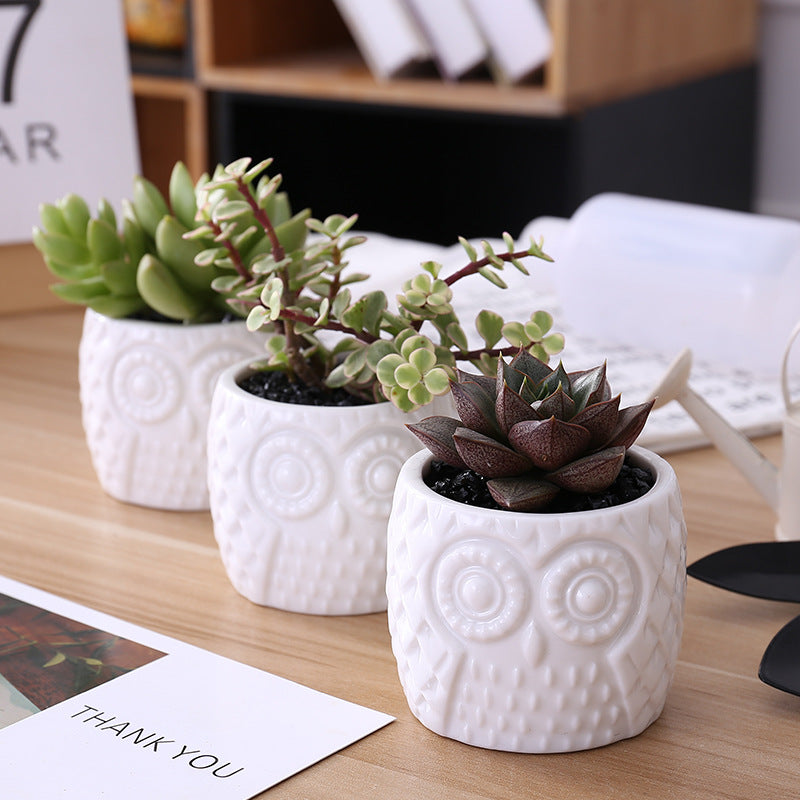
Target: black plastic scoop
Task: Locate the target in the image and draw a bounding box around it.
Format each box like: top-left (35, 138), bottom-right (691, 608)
top-left (688, 541), bottom-right (800, 603)
top-left (689, 541), bottom-right (800, 696)
top-left (760, 615), bottom-right (800, 697)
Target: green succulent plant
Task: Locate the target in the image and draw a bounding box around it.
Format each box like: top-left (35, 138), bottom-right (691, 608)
top-left (407, 351), bottom-right (655, 511)
top-left (32, 161), bottom-right (309, 323)
top-left (195, 157), bottom-right (565, 410)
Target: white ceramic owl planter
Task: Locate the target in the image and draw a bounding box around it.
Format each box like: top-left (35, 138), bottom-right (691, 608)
top-left (386, 447), bottom-right (686, 753)
top-left (79, 309), bottom-right (263, 510)
top-left (207, 359), bottom-right (450, 616)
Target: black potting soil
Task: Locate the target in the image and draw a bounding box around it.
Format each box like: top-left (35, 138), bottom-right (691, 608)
top-left (238, 369), bottom-right (370, 407)
top-left (424, 458), bottom-right (655, 513)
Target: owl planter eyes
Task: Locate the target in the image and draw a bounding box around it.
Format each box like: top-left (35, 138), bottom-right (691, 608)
top-left (387, 353), bottom-right (688, 753)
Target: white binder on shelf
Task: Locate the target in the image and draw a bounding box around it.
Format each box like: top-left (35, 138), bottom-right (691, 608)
top-left (402, 0), bottom-right (488, 80)
top-left (464, 0), bottom-right (552, 84)
top-left (331, 0), bottom-right (432, 80)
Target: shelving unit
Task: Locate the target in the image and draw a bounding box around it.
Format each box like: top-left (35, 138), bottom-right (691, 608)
top-left (132, 0), bottom-right (759, 184)
top-left (8, 0), bottom-right (759, 313)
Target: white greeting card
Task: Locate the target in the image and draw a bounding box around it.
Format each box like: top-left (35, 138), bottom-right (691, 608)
top-left (0, 0), bottom-right (139, 243)
top-left (0, 576), bottom-right (393, 799)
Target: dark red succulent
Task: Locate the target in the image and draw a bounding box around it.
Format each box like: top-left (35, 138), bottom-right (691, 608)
top-left (407, 351), bottom-right (654, 511)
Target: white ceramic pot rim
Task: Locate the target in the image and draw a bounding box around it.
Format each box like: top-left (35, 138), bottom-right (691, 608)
top-left (401, 445), bottom-right (673, 520)
top-left (85, 307), bottom-right (248, 331)
top-left (219, 357), bottom-right (396, 417)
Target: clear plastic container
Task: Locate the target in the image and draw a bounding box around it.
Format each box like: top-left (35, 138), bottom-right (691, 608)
top-left (552, 193), bottom-right (800, 376)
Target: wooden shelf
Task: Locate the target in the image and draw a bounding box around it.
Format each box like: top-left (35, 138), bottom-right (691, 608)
top-left (128, 0), bottom-right (759, 189)
top-left (199, 52), bottom-right (564, 118)
top-left (130, 0), bottom-right (759, 184)
top-left (192, 0), bottom-right (758, 113)
top-left (132, 73), bottom-right (207, 189)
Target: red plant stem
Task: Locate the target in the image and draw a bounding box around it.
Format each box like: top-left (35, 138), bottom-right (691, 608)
top-left (454, 344), bottom-right (525, 361)
top-left (207, 218), bottom-right (251, 282)
top-left (279, 308), bottom-right (379, 344)
top-left (236, 176), bottom-right (285, 262)
top-left (443, 249), bottom-right (536, 286)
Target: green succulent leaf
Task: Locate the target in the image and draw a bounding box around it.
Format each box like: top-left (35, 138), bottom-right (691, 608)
top-left (38, 203), bottom-right (70, 236)
top-left (42, 257), bottom-right (95, 282)
top-left (422, 367), bottom-right (450, 395)
top-left (101, 258), bottom-right (138, 295)
top-left (389, 386), bottom-right (415, 412)
top-left (85, 294), bottom-right (145, 318)
top-left (362, 291), bottom-right (387, 336)
top-left (524, 319), bottom-right (544, 342)
top-left (408, 382), bottom-right (433, 407)
top-left (247, 305), bottom-right (270, 331)
top-left (501, 321), bottom-right (529, 348)
top-left (136, 254), bottom-right (203, 321)
top-left (330, 287), bottom-right (352, 320)
top-left (131, 176), bottom-right (169, 238)
top-left (458, 236), bottom-right (478, 262)
top-left (445, 322), bottom-right (469, 352)
top-left (32, 228), bottom-right (90, 266)
top-left (273, 209), bottom-right (311, 252)
top-left (50, 276), bottom-right (109, 303)
top-left (394, 362), bottom-right (422, 390)
top-left (409, 347), bottom-right (437, 374)
top-left (155, 216), bottom-right (211, 291)
top-left (97, 199), bottom-right (118, 231)
top-left (58, 194), bottom-right (91, 239)
top-left (542, 333), bottom-right (565, 355)
top-left (478, 267), bottom-right (508, 289)
top-left (343, 346), bottom-right (367, 378)
top-left (476, 309), bottom-right (503, 348)
top-left (168, 161), bottom-right (197, 228)
top-left (365, 340), bottom-right (395, 370)
top-left (421, 260), bottom-right (442, 278)
top-left (87, 218), bottom-right (123, 264)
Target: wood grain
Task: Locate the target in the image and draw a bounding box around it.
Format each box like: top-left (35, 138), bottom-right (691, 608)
top-left (1, 308), bottom-right (797, 799)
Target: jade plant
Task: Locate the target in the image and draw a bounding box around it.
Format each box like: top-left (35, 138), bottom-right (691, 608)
top-left (31, 161), bottom-right (309, 323)
top-left (407, 351), bottom-right (655, 511)
top-left (192, 157), bottom-right (565, 410)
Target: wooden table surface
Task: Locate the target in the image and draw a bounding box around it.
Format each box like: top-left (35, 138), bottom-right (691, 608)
top-left (2, 308), bottom-right (798, 799)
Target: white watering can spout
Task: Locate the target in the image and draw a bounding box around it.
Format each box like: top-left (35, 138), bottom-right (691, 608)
top-left (648, 348), bottom-right (780, 512)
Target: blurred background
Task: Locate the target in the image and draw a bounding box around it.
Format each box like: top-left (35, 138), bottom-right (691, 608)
top-left (125, 0), bottom-right (790, 246)
top-left (106, 0), bottom-right (800, 244)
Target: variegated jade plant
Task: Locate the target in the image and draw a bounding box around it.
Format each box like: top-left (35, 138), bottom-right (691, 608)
top-left (194, 157), bottom-right (565, 411)
top-left (408, 351), bottom-right (655, 511)
top-left (32, 161), bottom-right (308, 323)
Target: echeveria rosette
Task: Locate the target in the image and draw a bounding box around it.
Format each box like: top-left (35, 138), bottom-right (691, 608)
top-left (407, 351), bottom-right (655, 512)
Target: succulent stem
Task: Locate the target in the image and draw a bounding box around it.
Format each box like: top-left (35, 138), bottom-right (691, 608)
top-left (207, 216), bottom-right (252, 282)
top-left (443, 248), bottom-right (535, 287)
top-left (235, 175), bottom-right (285, 262)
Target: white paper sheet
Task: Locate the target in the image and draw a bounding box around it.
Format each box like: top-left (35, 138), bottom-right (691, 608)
top-left (0, 577), bottom-right (393, 800)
